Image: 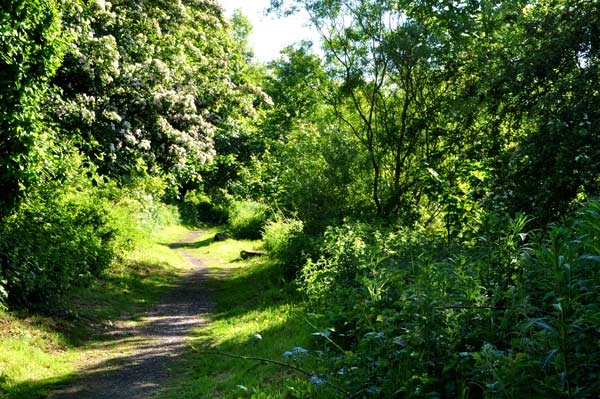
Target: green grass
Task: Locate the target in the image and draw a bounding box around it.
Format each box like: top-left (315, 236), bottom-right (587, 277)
top-left (1, 225), bottom-right (336, 399)
top-left (160, 227), bottom-right (335, 399)
top-left (0, 225), bottom-right (191, 399)
top-left (0, 313), bottom-right (78, 399)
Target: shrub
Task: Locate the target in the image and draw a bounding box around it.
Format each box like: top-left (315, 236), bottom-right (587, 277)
top-left (294, 204), bottom-right (600, 398)
top-left (179, 189), bottom-right (229, 226)
top-left (0, 181), bottom-right (116, 307)
top-left (108, 177), bottom-right (180, 252)
top-left (297, 219), bottom-right (529, 397)
top-left (0, 173), bottom-right (181, 309)
top-left (228, 200), bottom-right (270, 239)
top-left (262, 216), bottom-right (308, 279)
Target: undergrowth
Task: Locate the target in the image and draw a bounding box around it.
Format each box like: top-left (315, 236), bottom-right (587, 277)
top-left (289, 200), bottom-right (600, 398)
top-left (228, 200), bottom-right (271, 240)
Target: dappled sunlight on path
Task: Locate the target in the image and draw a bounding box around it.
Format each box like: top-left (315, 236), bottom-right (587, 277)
top-left (48, 231), bottom-right (214, 399)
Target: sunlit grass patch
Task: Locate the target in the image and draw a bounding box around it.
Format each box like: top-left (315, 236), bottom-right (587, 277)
top-left (161, 228), bottom-right (334, 399)
top-left (182, 226), bottom-right (265, 265)
top-left (0, 225), bottom-right (191, 398)
top-left (0, 311), bottom-right (78, 399)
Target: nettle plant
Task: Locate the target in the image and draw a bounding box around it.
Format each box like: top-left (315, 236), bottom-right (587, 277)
top-left (293, 204), bottom-right (600, 398)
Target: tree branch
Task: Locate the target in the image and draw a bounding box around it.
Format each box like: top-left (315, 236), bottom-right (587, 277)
top-left (194, 350), bottom-right (351, 397)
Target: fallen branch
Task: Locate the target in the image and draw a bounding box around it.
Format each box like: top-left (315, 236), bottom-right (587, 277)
top-left (240, 249), bottom-right (266, 259)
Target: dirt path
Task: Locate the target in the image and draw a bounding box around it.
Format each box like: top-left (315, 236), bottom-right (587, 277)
top-left (48, 230), bottom-right (213, 399)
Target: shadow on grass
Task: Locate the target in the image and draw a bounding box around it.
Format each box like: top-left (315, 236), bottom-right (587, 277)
top-left (1, 252), bottom-right (187, 398)
top-left (209, 261), bottom-right (296, 321)
top-left (166, 236), bottom-right (214, 250)
top-left (4, 233), bottom-right (302, 399)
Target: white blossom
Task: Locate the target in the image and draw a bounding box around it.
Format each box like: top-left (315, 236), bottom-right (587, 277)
top-left (104, 110), bottom-right (122, 122)
top-left (95, 0), bottom-right (106, 11)
top-left (139, 139), bottom-right (151, 151)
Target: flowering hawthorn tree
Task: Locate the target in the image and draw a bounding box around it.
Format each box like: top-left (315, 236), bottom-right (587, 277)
top-left (52, 0), bottom-right (266, 191)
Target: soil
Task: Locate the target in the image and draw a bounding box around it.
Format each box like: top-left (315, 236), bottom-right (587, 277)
top-left (47, 230), bottom-right (213, 399)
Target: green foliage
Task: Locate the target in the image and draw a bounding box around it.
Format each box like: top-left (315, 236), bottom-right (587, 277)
top-left (262, 216), bottom-right (310, 278)
top-left (2, 0), bottom-right (600, 395)
top-left (261, 42), bottom-right (325, 138)
top-left (108, 176), bottom-right (181, 252)
top-left (228, 200), bottom-right (271, 240)
top-left (179, 189), bottom-right (229, 225)
top-left (0, 165), bottom-right (179, 309)
top-left (456, 0), bottom-right (600, 225)
top-left (0, 176), bottom-right (115, 307)
top-left (0, 0), bottom-right (64, 216)
top-left (294, 203), bottom-right (600, 397)
top-left (270, 0), bottom-right (463, 221)
top-left (503, 201), bottom-right (600, 398)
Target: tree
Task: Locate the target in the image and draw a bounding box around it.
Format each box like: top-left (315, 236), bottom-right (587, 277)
top-left (0, 0), bottom-right (64, 217)
top-left (261, 42), bottom-right (325, 137)
top-left (50, 0), bottom-right (266, 194)
top-left (200, 8), bottom-right (273, 198)
top-left (484, 0), bottom-right (600, 223)
top-left (269, 0), bottom-right (467, 224)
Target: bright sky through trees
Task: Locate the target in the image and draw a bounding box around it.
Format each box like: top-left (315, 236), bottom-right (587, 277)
top-left (220, 0), bottom-right (321, 62)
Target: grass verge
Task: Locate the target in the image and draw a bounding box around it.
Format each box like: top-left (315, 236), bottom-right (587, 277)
top-left (0, 225), bottom-right (191, 399)
top-left (160, 227), bottom-right (335, 399)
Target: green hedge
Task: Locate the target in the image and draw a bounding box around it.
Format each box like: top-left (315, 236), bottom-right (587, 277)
top-left (0, 183), bottom-right (115, 306)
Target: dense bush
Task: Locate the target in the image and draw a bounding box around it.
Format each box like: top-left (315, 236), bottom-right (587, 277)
top-left (0, 180), bottom-right (115, 307)
top-left (262, 216), bottom-right (310, 279)
top-left (0, 173), bottom-right (180, 309)
top-left (108, 176), bottom-right (180, 251)
top-left (297, 202), bottom-right (600, 398)
top-left (179, 189), bottom-right (229, 226)
top-left (227, 200), bottom-right (270, 239)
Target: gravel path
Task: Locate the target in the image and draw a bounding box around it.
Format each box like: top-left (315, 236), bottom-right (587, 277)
top-left (48, 231), bottom-right (213, 399)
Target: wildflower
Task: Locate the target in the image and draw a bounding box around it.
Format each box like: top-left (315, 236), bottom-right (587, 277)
top-left (292, 347), bottom-right (309, 355)
top-left (309, 375), bottom-right (324, 385)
